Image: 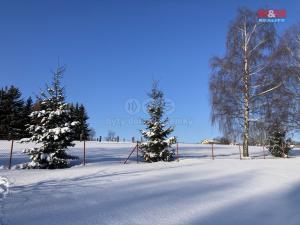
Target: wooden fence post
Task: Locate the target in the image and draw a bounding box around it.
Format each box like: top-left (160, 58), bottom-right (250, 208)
top-left (211, 142), bottom-right (215, 160)
top-left (176, 142), bottom-right (179, 162)
top-left (239, 144), bottom-right (242, 160)
top-left (136, 142), bottom-right (139, 164)
top-left (8, 140), bottom-right (14, 170)
top-left (83, 140), bottom-right (86, 165)
top-left (263, 145), bottom-right (266, 159)
top-left (124, 144), bottom-right (137, 164)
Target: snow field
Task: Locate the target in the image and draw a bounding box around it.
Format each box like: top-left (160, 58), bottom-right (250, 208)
top-left (0, 142), bottom-right (300, 225)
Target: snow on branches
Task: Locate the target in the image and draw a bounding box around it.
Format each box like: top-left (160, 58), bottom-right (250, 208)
top-left (140, 81), bottom-right (176, 162)
top-left (21, 66), bottom-right (78, 169)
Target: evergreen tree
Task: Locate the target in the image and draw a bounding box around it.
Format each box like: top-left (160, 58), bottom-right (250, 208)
top-left (267, 124), bottom-right (292, 157)
top-left (70, 103), bottom-right (91, 140)
top-left (0, 88), bottom-right (5, 139)
top-left (22, 66), bottom-right (78, 169)
top-left (21, 97), bottom-right (33, 138)
top-left (140, 81), bottom-right (176, 162)
top-left (0, 86), bottom-right (24, 140)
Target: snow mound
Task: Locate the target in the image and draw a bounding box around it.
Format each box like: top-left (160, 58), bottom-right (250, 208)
top-left (0, 177), bottom-right (9, 195)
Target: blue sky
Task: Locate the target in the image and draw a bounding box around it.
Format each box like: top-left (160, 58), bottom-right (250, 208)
top-left (0, 0), bottom-right (299, 143)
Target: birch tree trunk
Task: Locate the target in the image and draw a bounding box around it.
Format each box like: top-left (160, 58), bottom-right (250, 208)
top-left (243, 55), bottom-right (250, 157)
top-left (242, 21), bottom-right (250, 157)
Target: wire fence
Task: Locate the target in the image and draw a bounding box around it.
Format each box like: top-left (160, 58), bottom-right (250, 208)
top-left (0, 140), bottom-right (141, 169)
top-left (0, 141), bottom-right (12, 169)
top-left (0, 140), bottom-right (297, 169)
top-left (178, 144), bottom-right (271, 160)
top-left (0, 140), bottom-right (31, 169)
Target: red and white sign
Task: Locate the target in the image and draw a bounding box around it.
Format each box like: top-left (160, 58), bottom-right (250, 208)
top-left (257, 9), bottom-right (286, 22)
top-left (257, 9), bottom-right (286, 18)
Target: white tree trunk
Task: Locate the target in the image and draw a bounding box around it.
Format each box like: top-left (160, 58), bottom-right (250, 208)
top-left (243, 90), bottom-right (250, 157)
top-left (243, 26), bottom-right (250, 157)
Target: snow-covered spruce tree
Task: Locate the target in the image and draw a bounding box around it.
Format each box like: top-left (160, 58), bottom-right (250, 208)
top-left (140, 81), bottom-right (176, 162)
top-left (267, 125), bottom-right (292, 157)
top-left (69, 103), bottom-right (91, 140)
top-left (0, 86), bottom-right (25, 140)
top-left (22, 66), bottom-right (78, 169)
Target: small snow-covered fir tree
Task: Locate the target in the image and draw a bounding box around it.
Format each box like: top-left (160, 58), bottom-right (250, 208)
top-left (267, 125), bottom-right (292, 157)
top-left (140, 81), bottom-right (176, 162)
top-left (22, 66), bottom-right (78, 169)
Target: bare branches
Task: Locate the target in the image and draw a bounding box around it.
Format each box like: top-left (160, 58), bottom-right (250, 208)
top-left (249, 64), bottom-right (267, 76)
top-left (251, 82), bottom-right (282, 99)
top-left (209, 8), bottom-right (294, 153)
top-left (248, 39), bottom-right (267, 56)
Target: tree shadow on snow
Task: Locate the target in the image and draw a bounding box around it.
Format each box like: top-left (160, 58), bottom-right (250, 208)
top-left (187, 182), bottom-right (300, 225)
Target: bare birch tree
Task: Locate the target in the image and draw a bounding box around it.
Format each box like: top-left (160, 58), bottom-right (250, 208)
top-left (278, 24), bottom-right (300, 132)
top-left (210, 8), bottom-right (282, 157)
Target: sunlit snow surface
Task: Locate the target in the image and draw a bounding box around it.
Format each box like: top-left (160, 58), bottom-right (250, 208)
top-left (1, 141), bottom-right (300, 225)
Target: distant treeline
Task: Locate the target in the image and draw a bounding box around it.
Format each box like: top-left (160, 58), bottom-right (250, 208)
top-left (0, 85), bottom-right (92, 140)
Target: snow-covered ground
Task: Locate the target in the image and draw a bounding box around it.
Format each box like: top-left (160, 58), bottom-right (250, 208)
top-left (1, 141), bottom-right (300, 225)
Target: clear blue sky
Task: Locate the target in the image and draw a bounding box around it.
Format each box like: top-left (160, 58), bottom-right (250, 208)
top-left (0, 0), bottom-right (299, 142)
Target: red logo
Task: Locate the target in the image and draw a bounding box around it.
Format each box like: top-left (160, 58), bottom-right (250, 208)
top-left (257, 9), bottom-right (286, 18)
